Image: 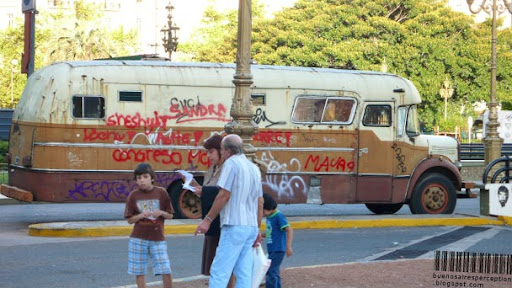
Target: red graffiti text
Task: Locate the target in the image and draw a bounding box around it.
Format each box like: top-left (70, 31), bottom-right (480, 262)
top-left (188, 150), bottom-right (210, 166)
top-left (107, 111), bottom-right (174, 130)
top-left (305, 155), bottom-right (355, 172)
top-left (170, 100), bottom-right (229, 124)
top-left (253, 131), bottom-right (293, 147)
top-left (113, 149), bottom-right (183, 164)
top-left (83, 128), bottom-right (135, 142)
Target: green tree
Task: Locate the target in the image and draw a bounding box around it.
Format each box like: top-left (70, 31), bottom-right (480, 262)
top-left (0, 0), bottom-right (139, 108)
top-left (38, 0), bottom-right (139, 62)
top-left (179, 0), bottom-right (266, 62)
top-left (0, 20), bottom-right (26, 108)
top-left (183, 0), bottom-right (510, 133)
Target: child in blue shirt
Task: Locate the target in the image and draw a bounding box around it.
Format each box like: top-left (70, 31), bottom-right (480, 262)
top-left (262, 193), bottom-right (294, 288)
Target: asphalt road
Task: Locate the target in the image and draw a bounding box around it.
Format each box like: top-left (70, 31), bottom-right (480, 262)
top-left (0, 192), bottom-right (482, 225)
top-left (3, 195), bottom-right (511, 288)
top-left (1, 225), bottom-right (511, 288)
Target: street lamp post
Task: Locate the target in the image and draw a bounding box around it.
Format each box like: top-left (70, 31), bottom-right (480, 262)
top-left (466, 0), bottom-right (512, 165)
top-left (225, 0), bottom-right (258, 161)
top-left (160, 1), bottom-right (179, 60)
top-left (439, 78), bottom-right (454, 120)
top-left (10, 59), bottom-right (19, 107)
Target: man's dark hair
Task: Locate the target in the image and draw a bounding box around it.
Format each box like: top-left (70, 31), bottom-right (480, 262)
top-left (498, 185), bottom-right (509, 195)
top-left (498, 185), bottom-right (509, 207)
top-left (134, 163), bottom-right (156, 180)
top-left (263, 193), bottom-right (277, 211)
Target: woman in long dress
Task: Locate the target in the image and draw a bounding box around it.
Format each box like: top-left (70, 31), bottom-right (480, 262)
top-left (179, 134), bottom-right (235, 287)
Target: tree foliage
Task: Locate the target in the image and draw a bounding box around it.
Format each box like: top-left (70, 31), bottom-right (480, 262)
top-left (38, 0), bottom-right (139, 62)
top-left (179, 0), bottom-right (266, 62)
top-left (182, 0), bottom-right (512, 132)
top-left (0, 0), bottom-right (139, 108)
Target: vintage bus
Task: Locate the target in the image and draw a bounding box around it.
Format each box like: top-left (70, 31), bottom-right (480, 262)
top-left (1, 61), bottom-right (467, 218)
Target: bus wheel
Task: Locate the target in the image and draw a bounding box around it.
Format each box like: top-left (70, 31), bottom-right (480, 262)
top-left (365, 203), bottom-right (403, 214)
top-left (409, 173), bottom-right (456, 214)
top-left (167, 181), bottom-right (202, 219)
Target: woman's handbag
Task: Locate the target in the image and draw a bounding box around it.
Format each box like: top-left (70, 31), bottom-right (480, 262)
top-left (252, 244), bottom-right (271, 288)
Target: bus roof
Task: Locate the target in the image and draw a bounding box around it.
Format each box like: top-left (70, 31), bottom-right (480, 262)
top-left (15, 61), bottom-right (421, 123)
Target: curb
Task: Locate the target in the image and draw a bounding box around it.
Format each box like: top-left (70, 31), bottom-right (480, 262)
top-left (498, 216), bottom-right (512, 225)
top-left (28, 216), bottom-right (505, 238)
top-left (28, 223), bottom-right (199, 237)
top-left (290, 217), bottom-right (504, 229)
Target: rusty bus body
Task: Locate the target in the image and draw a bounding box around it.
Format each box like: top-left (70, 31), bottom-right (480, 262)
top-left (1, 61), bottom-right (464, 218)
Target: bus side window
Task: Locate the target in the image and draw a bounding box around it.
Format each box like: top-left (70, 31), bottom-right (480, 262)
top-left (322, 99), bottom-right (355, 123)
top-left (72, 95), bottom-right (105, 119)
top-left (362, 105), bottom-right (392, 127)
top-left (292, 98), bottom-right (325, 123)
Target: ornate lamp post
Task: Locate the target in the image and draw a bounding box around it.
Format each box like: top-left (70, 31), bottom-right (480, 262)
top-left (10, 59), bottom-right (19, 106)
top-left (225, 0), bottom-right (258, 160)
top-left (160, 1), bottom-right (180, 60)
top-left (466, 0), bottom-right (512, 165)
top-left (439, 78), bottom-right (454, 120)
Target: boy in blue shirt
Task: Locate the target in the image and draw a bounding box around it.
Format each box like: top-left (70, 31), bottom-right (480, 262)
top-left (262, 193), bottom-right (294, 288)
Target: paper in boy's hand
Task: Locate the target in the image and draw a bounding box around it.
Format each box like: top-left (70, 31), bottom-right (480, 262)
top-left (177, 170), bottom-right (196, 192)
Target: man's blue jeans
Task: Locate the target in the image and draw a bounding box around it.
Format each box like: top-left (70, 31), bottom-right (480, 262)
top-left (209, 225), bottom-right (258, 288)
top-left (266, 251), bottom-right (285, 288)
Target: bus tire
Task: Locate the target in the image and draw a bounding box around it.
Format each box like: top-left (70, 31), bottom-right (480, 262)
top-left (409, 173), bottom-right (456, 214)
top-left (365, 203), bottom-right (403, 214)
top-left (167, 180), bottom-right (202, 219)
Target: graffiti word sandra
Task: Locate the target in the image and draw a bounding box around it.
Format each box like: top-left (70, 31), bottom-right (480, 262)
top-left (170, 97), bottom-right (230, 123)
top-left (305, 155), bottom-right (355, 172)
top-left (252, 108), bottom-right (286, 128)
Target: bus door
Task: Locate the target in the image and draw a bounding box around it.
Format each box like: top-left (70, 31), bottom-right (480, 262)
top-left (356, 102), bottom-right (395, 202)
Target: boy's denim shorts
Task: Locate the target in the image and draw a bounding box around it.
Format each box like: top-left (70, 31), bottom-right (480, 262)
top-left (128, 237), bottom-right (172, 276)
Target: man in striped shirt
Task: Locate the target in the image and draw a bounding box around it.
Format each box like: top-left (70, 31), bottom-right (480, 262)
top-left (195, 134), bottom-right (264, 288)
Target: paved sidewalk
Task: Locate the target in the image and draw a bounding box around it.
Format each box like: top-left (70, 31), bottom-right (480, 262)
top-left (119, 259), bottom-right (505, 288)
top-left (166, 259), bottom-right (504, 288)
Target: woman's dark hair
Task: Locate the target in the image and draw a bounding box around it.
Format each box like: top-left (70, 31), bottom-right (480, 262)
top-left (203, 134), bottom-right (223, 151)
top-left (134, 163), bottom-right (156, 180)
top-left (263, 193), bottom-right (277, 211)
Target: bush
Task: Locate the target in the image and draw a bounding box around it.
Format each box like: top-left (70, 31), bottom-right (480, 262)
top-left (0, 141), bottom-right (8, 163)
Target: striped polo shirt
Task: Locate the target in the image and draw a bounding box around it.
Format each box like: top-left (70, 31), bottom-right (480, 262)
top-left (217, 153), bottom-right (263, 227)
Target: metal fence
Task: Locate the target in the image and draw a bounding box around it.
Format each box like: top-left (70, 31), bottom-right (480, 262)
top-left (0, 163), bottom-right (7, 185)
top-left (460, 143), bottom-right (512, 160)
top-left (0, 109), bottom-right (13, 141)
